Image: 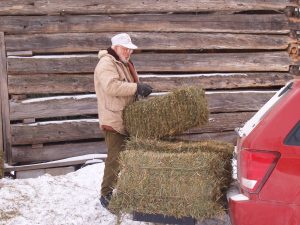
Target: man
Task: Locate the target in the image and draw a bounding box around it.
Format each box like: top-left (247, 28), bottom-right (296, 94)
top-left (94, 33), bottom-right (152, 209)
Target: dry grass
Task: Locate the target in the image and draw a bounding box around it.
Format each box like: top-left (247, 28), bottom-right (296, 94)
top-left (123, 87), bottom-right (208, 139)
top-left (0, 210), bottom-right (21, 221)
top-left (109, 139), bottom-right (233, 220)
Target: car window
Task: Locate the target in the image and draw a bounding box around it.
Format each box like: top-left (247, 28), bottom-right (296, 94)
top-left (278, 82), bottom-right (293, 97)
top-left (284, 121), bottom-right (300, 146)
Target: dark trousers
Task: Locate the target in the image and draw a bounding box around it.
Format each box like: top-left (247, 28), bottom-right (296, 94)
top-left (101, 130), bottom-right (127, 196)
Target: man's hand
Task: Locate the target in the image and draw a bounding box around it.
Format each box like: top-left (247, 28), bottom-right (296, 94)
top-left (137, 83), bottom-right (153, 97)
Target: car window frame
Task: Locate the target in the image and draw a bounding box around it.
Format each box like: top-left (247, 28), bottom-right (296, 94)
top-left (284, 120), bottom-right (300, 146)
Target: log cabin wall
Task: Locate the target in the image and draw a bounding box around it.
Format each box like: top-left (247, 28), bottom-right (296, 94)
top-left (0, 0), bottom-right (299, 166)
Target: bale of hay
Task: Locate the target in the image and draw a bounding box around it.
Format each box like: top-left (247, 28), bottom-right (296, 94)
top-left (109, 139), bottom-right (233, 220)
top-left (123, 87), bottom-right (208, 139)
top-left (0, 150), bottom-right (3, 178)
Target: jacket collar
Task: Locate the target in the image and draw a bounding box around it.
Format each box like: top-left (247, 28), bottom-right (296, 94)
top-left (107, 47), bottom-right (121, 62)
top-left (105, 47), bottom-right (138, 83)
top-left (107, 47), bottom-right (134, 66)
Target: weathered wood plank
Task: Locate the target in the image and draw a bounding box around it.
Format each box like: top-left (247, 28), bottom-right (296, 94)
top-left (0, 32), bottom-right (12, 163)
top-left (0, 87), bottom-right (3, 152)
top-left (6, 50), bottom-right (33, 56)
top-left (11, 112), bottom-right (254, 145)
top-left (0, 14), bottom-right (290, 35)
top-left (0, 34), bottom-right (4, 167)
top-left (206, 91), bottom-right (275, 113)
top-left (288, 17), bottom-right (300, 30)
top-left (9, 91), bottom-right (275, 120)
top-left (132, 52), bottom-right (293, 72)
top-left (12, 141), bottom-right (107, 164)
top-left (8, 74), bottom-right (95, 94)
top-left (7, 74), bottom-right (92, 94)
top-left (143, 73), bottom-right (293, 92)
top-left (8, 72), bottom-right (293, 94)
top-left (10, 95), bottom-right (97, 120)
top-left (0, 104), bottom-right (3, 148)
top-left (12, 119), bottom-right (103, 145)
top-left (191, 112), bottom-right (254, 133)
top-left (0, 0), bottom-right (296, 15)
top-left (175, 131), bottom-right (238, 144)
top-left (0, 101), bottom-right (3, 178)
top-left (5, 32), bottom-right (292, 53)
top-left (7, 52), bottom-right (293, 75)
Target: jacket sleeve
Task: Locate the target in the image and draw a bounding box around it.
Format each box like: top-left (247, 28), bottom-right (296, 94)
top-left (95, 58), bottom-right (137, 97)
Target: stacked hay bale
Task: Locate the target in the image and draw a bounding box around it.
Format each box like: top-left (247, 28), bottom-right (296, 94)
top-left (123, 87), bottom-right (208, 139)
top-left (109, 139), bottom-right (233, 220)
top-left (110, 86), bottom-right (233, 220)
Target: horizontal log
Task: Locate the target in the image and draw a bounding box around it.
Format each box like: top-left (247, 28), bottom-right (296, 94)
top-left (174, 131), bottom-right (238, 144)
top-left (5, 32), bottom-right (292, 53)
top-left (8, 74), bottom-right (95, 94)
top-left (8, 72), bottom-right (293, 94)
top-left (11, 132), bottom-right (239, 165)
top-left (143, 73), bottom-right (293, 92)
top-left (11, 112), bottom-right (255, 145)
top-left (0, 14), bottom-right (289, 35)
top-left (206, 91), bottom-right (275, 113)
top-left (10, 91), bottom-right (275, 120)
top-left (0, 0), bottom-right (296, 15)
top-left (11, 119), bottom-right (103, 145)
top-left (11, 141), bottom-right (107, 164)
top-left (7, 52), bottom-right (293, 75)
top-left (288, 17), bottom-right (300, 30)
top-left (11, 130), bottom-right (237, 164)
top-left (10, 95), bottom-right (97, 120)
top-left (191, 111), bottom-right (255, 133)
top-left (6, 50), bottom-right (33, 56)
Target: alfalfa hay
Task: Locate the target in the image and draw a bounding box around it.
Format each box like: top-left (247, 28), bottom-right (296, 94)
top-left (123, 86), bottom-right (208, 139)
top-left (109, 139), bottom-right (233, 220)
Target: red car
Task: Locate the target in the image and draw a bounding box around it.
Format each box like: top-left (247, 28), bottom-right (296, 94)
top-left (228, 79), bottom-right (300, 225)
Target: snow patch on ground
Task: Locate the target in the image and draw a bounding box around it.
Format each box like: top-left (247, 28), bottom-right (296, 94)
top-left (0, 163), bottom-right (230, 225)
top-left (0, 164), bottom-right (146, 225)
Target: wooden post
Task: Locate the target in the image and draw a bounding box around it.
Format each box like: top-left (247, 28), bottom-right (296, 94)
top-left (0, 36), bottom-right (4, 177)
top-left (0, 102), bottom-right (3, 178)
top-left (0, 32), bottom-right (12, 165)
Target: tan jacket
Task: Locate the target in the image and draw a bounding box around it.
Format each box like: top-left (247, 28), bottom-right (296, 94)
top-left (94, 49), bottom-right (138, 135)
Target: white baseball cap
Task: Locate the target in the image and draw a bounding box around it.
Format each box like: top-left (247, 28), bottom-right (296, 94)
top-left (111, 33), bottom-right (138, 49)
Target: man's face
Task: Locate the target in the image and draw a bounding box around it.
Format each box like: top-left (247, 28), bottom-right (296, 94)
top-left (116, 46), bottom-right (133, 63)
